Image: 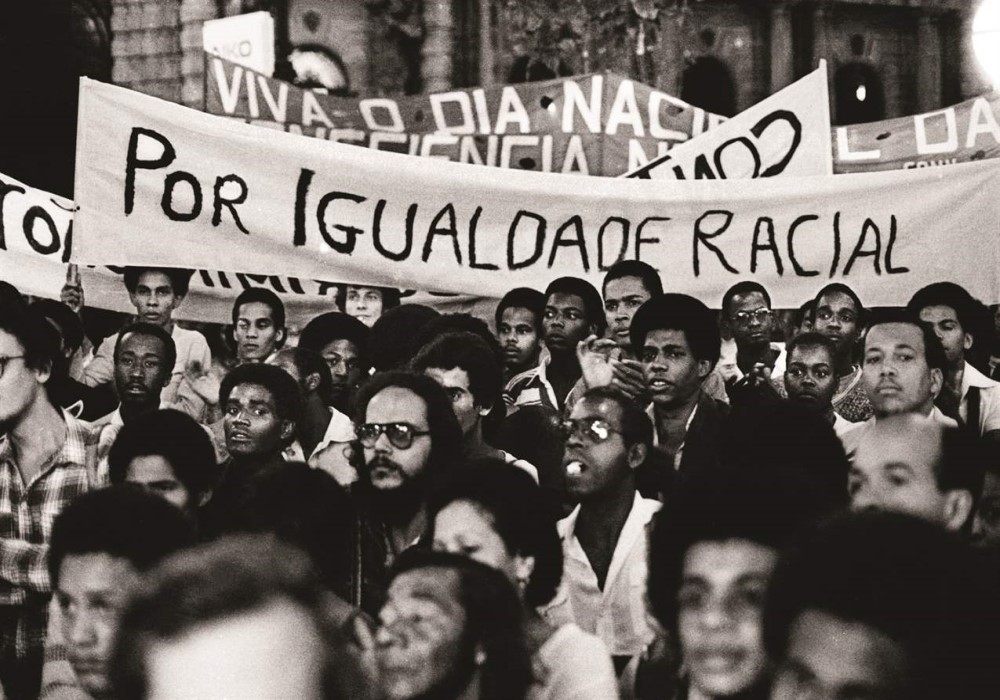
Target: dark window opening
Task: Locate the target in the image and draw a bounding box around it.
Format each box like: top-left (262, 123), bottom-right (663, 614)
top-left (681, 56), bottom-right (737, 117)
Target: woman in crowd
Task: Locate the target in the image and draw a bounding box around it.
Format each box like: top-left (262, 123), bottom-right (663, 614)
top-left (427, 460), bottom-right (620, 700)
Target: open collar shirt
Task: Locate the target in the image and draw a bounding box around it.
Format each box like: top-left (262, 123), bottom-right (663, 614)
top-left (540, 492), bottom-right (661, 657)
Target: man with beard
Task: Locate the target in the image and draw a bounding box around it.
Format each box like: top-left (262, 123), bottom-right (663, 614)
top-left (812, 283), bottom-right (873, 422)
top-left (93, 323), bottom-right (177, 483)
top-left (352, 372), bottom-right (463, 612)
top-left (783, 333), bottom-right (859, 438)
top-left (200, 364), bottom-right (300, 537)
top-left (299, 312), bottom-right (370, 415)
top-left (543, 387), bottom-right (660, 669)
top-left (269, 347), bottom-right (356, 486)
top-left (374, 549), bottom-right (532, 700)
top-left (505, 277), bottom-right (605, 414)
top-left (0, 304), bottom-right (94, 700)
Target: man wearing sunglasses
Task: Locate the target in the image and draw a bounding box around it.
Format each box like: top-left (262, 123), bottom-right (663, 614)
top-left (352, 372), bottom-right (463, 612)
top-left (541, 387), bottom-right (660, 670)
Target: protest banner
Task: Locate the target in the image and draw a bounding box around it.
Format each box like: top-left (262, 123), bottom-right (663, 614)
top-left (74, 78), bottom-right (1000, 308)
top-left (203, 54), bottom-right (726, 176)
top-left (0, 170), bottom-right (485, 324)
top-left (834, 92), bottom-right (1000, 173)
top-left (203, 12), bottom-right (275, 76)
top-left (625, 64), bottom-right (831, 180)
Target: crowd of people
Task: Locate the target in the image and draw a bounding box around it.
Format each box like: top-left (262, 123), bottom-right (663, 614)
top-left (1, 262), bottom-right (999, 700)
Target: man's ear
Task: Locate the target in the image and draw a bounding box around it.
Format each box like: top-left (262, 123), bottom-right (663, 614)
top-left (197, 489), bottom-right (214, 507)
top-left (929, 367), bottom-right (944, 399)
top-left (627, 442), bottom-right (647, 470)
top-left (963, 331), bottom-right (974, 353)
top-left (276, 327), bottom-right (288, 346)
top-left (280, 420), bottom-right (296, 443)
top-left (943, 489), bottom-right (974, 532)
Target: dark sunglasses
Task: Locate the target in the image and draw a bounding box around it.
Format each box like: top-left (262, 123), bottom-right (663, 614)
top-left (560, 418), bottom-right (622, 444)
top-left (357, 422), bottom-right (430, 449)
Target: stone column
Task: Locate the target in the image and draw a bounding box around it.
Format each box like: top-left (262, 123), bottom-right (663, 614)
top-left (770, 1), bottom-right (794, 93)
top-left (422, 0), bottom-right (454, 92)
top-left (111, 0), bottom-right (183, 102)
top-left (812, 2), bottom-right (829, 72)
top-left (179, 0), bottom-right (219, 109)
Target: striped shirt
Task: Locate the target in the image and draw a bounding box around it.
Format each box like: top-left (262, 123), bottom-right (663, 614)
top-left (0, 411), bottom-right (94, 659)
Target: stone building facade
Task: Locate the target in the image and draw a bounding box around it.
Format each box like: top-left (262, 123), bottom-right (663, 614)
top-left (80, 1), bottom-right (990, 123)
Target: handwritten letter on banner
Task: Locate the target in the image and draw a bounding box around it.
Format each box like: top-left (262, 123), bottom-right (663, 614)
top-left (74, 79), bottom-right (1000, 308)
top-left (625, 64), bottom-right (832, 180)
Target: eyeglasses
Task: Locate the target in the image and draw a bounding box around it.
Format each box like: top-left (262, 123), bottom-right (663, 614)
top-left (357, 422), bottom-right (431, 449)
top-left (731, 309), bottom-right (771, 327)
top-left (560, 418), bottom-right (622, 444)
top-left (0, 356), bottom-right (25, 378)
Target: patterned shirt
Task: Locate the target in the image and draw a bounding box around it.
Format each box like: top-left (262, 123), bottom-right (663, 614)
top-left (832, 367), bottom-right (874, 423)
top-left (0, 411), bottom-right (94, 659)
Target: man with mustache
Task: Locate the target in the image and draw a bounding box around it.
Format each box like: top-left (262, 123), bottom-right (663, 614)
top-left (841, 310), bottom-right (957, 461)
top-left (93, 324), bottom-right (177, 483)
top-left (783, 332), bottom-right (859, 438)
top-left (504, 277), bottom-right (605, 414)
top-left (352, 372), bottom-right (463, 612)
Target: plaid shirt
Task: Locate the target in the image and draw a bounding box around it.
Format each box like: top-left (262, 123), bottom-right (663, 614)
top-left (0, 411), bottom-right (94, 660)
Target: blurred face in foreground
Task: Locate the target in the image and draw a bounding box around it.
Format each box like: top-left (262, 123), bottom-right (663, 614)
top-left (143, 600), bottom-right (325, 700)
top-left (677, 539), bottom-right (778, 698)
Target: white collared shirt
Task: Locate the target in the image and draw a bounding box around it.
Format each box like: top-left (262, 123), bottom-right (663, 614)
top-left (284, 407), bottom-right (357, 486)
top-left (959, 362), bottom-right (1000, 435)
top-left (540, 493), bottom-right (661, 657)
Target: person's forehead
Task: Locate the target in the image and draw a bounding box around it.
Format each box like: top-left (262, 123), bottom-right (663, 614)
top-left (546, 292), bottom-right (586, 310)
top-left (789, 344), bottom-right (834, 365)
top-left (58, 553), bottom-right (137, 592)
top-left (120, 332), bottom-right (168, 356)
top-left (237, 301), bottom-right (276, 322)
top-left (425, 366), bottom-right (471, 390)
top-left (500, 306), bottom-right (537, 324)
top-left (322, 338), bottom-right (360, 357)
top-left (389, 567), bottom-right (462, 614)
top-left (866, 322), bottom-right (925, 350)
top-left (570, 396), bottom-right (624, 424)
top-left (731, 291), bottom-right (768, 310)
top-left (349, 286), bottom-right (382, 297)
top-left (682, 539), bottom-right (777, 581)
top-left (229, 382), bottom-right (278, 405)
top-left (367, 386), bottom-right (429, 423)
top-left (127, 454), bottom-right (180, 480)
top-left (136, 271), bottom-right (174, 290)
top-left (817, 291), bottom-right (858, 311)
top-left (0, 329), bottom-right (25, 356)
top-left (855, 428), bottom-right (940, 477)
top-left (604, 275), bottom-right (650, 300)
top-left (918, 304), bottom-right (960, 323)
top-left (643, 327), bottom-right (691, 349)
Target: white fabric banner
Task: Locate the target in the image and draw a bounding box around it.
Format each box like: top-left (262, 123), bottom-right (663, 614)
top-left (0, 171), bottom-right (485, 324)
top-left (73, 79), bottom-right (1000, 308)
top-left (624, 64), bottom-right (832, 180)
